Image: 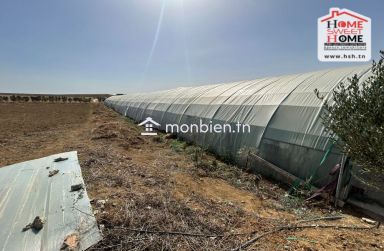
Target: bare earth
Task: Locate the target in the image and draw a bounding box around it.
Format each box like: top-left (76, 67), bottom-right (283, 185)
top-left (0, 103), bottom-right (382, 250)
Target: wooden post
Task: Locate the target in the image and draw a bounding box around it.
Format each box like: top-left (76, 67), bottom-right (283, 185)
top-left (335, 154), bottom-right (346, 207)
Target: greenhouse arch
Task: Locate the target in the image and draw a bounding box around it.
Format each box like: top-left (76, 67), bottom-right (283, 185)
top-left (105, 65), bottom-right (384, 216)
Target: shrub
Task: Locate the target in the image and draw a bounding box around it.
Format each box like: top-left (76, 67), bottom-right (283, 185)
top-left (316, 51), bottom-right (384, 172)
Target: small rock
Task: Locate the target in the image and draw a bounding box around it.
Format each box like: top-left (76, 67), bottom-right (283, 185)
top-left (362, 217), bottom-right (376, 225)
top-left (70, 184), bottom-right (83, 192)
top-left (96, 200), bottom-right (106, 209)
top-left (97, 199), bottom-right (106, 204)
top-left (48, 170), bottom-right (59, 177)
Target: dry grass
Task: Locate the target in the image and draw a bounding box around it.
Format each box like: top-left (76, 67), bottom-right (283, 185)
top-left (0, 103), bottom-right (382, 250)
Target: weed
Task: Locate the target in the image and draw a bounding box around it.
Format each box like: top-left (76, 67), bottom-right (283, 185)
top-left (170, 140), bottom-right (186, 152)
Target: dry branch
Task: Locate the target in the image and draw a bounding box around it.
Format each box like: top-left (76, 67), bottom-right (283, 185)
top-left (296, 215), bottom-right (344, 224)
top-left (113, 227), bottom-right (224, 238)
top-left (232, 223), bottom-right (377, 251)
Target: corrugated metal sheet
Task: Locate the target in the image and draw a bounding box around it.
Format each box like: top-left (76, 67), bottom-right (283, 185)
top-left (0, 151), bottom-right (102, 251)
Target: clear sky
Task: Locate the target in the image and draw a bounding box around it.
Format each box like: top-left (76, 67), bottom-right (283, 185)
top-left (0, 0), bottom-right (382, 94)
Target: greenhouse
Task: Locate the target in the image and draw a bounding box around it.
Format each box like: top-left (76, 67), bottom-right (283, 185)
top-left (105, 65), bottom-right (383, 216)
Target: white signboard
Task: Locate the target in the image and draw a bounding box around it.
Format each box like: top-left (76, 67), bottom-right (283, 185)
top-left (318, 8), bottom-right (371, 62)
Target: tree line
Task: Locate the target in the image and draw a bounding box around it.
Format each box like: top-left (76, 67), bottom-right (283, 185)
top-left (0, 95), bottom-right (108, 103)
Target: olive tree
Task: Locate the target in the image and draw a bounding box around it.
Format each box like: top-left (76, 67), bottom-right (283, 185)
top-left (315, 51), bottom-right (384, 172)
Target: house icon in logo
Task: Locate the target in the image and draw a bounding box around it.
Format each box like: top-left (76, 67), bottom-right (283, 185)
top-left (320, 8), bottom-right (368, 22)
top-left (138, 117), bottom-right (161, 136)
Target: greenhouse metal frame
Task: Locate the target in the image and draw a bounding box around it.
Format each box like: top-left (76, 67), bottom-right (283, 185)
top-left (105, 65), bottom-right (384, 217)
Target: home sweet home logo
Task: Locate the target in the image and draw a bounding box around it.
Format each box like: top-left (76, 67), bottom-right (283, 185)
top-left (318, 8), bottom-right (371, 62)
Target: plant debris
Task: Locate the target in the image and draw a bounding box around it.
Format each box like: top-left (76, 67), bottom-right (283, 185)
top-left (48, 169), bottom-right (59, 177)
top-left (60, 232), bottom-right (80, 251)
top-left (54, 157), bottom-right (68, 162)
top-left (22, 216), bottom-right (44, 232)
top-left (70, 184), bottom-right (83, 192)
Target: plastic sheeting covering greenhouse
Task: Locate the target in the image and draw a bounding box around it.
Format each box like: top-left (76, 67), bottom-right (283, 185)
top-left (105, 65), bottom-right (374, 192)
